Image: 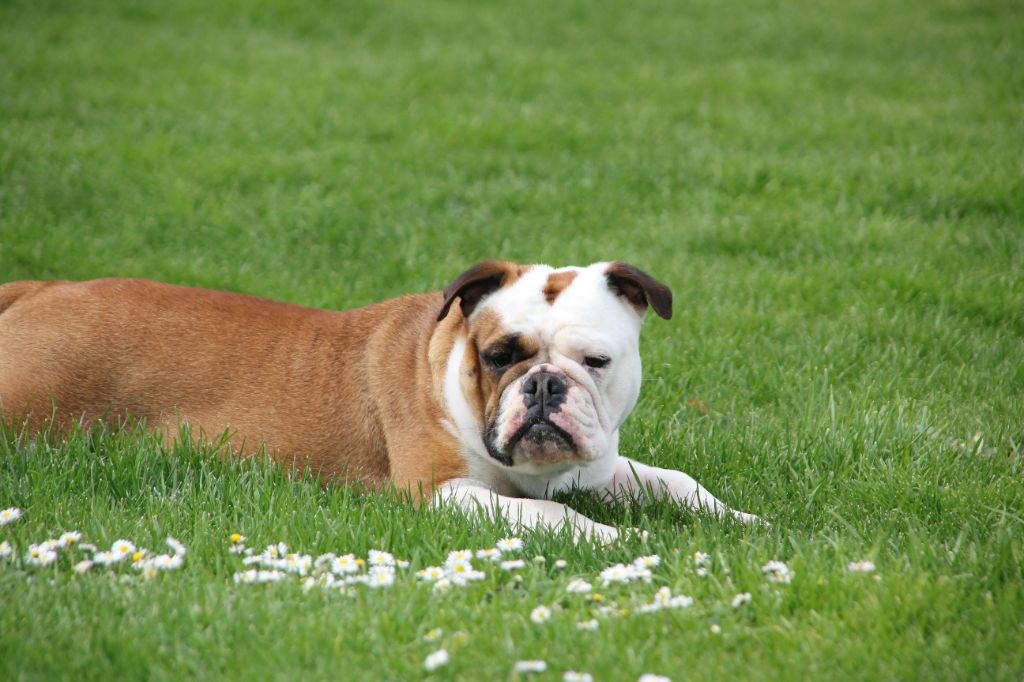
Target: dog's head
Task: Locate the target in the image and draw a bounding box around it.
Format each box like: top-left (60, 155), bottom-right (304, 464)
top-left (438, 260), bottom-right (671, 477)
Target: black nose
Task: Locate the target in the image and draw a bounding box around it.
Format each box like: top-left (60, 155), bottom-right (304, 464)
top-left (522, 371), bottom-right (567, 418)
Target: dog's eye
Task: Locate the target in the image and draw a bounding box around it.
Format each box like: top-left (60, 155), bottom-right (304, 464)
top-left (483, 349), bottom-right (513, 370)
top-left (583, 355), bottom-right (610, 369)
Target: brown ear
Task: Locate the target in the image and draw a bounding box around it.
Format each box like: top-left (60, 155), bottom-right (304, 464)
top-left (605, 261), bottom-right (673, 320)
top-left (438, 260), bottom-right (520, 322)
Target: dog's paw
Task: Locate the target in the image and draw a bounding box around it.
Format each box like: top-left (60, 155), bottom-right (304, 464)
top-left (732, 509), bottom-right (770, 527)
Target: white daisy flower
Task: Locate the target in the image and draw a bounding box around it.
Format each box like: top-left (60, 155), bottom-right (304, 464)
top-left (566, 578), bottom-right (592, 594)
top-left (79, 543), bottom-right (97, 553)
top-left (314, 553), bottom-right (337, 569)
top-left (554, 559), bottom-right (567, 569)
top-left (599, 563), bottom-right (650, 584)
top-left (501, 559), bottom-right (526, 571)
top-left (397, 559), bottom-right (410, 569)
top-left (153, 553), bottom-right (184, 570)
top-left (423, 649), bottom-right (449, 671)
top-left (0, 541), bottom-right (13, 558)
top-left (533, 555), bottom-right (546, 564)
top-left (228, 544), bottom-right (247, 555)
top-left (564, 672), bottom-right (593, 682)
top-left (142, 565), bottom-right (160, 580)
top-left (27, 546), bottom-right (57, 566)
top-left (638, 675), bottom-right (671, 682)
top-left (731, 592), bottom-right (752, 608)
top-left (432, 578), bottom-right (452, 593)
top-left (530, 605), bottom-right (551, 623)
top-left (368, 550), bottom-right (395, 567)
top-left (710, 624), bottom-right (722, 634)
top-left (367, 567), bottom-right (395, 588)
top-left (761, 560), bottom-right (793, 583)
top-left (423, 628), bottom-right (443, 642)
top-left (229, 533), bottom-right (246, 544)
top-left (166, 537), bottom-right (187, 556)
top-left (669, 595), bottom-right (694, 608)
top-left (284, 554), bottom-right (313, 575)
top-left (475, 548), bottom-right (501, 562)
top-left (93, 550), bottom-right (123, 565)
top-left (417, 566), bottom-right (446, 582)
top-left (445, 556), bottom-right (475, 576)
top-left (496, 537), bottom-right (524, 552)
top-left (847, 560), bottom-right (876, 573)
top-left (0, 508), bottom-right (22, 525)
top-left (576, 619), bottom-right (600, 631)
top-left (58, 531), bottom-right (82, 547)
top-left (450, 568), bottom-right (486, 585)
top-left (514, 660), bottom-right (547, 673)
top-left (693, 551), bottom-right (709, 565)
top-left (445, 549), bottom-right (474, 565)
top-left (695, 567), bottom-right (708, 577)
top-left (633, 555), bottom-right (661, 569)
top-left (653, 587), bottom-right (673, 606)
top-left (111, 539), bottom-right (136, 556)
top-left (73, 560), bottom-right (93, 573)
top-left (331, 554), bottom-right (360, 574)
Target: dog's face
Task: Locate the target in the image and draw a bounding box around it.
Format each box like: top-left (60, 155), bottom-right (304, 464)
top-left (438, 261), bottom-right (671, 477)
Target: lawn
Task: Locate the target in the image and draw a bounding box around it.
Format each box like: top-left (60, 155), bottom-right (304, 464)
top-left (1, 0), bottom-right (1022, 679)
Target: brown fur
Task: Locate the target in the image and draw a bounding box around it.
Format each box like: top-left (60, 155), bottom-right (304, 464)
top-left (0, 278), bottom-right (466, 494)
top-left (543, 270), bottom-right (578, 304)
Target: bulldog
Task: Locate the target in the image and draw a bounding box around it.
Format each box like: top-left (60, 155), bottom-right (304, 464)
top-left (0, 261), bottom-right (759, 540)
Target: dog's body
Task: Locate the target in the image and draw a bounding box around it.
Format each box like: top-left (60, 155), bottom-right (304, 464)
top-left (0, 262), bottom-right (758, 539)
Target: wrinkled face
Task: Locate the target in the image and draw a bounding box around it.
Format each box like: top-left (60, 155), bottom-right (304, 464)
top-left (455, 264), bottom-right (647, 475)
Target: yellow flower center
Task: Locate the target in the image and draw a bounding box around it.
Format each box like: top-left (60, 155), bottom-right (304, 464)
top-left (230, 533), bottom-right (242, 543)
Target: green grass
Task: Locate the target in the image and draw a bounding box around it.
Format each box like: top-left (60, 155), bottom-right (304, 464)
top-left (1, 0), bottom-right (1022, 679)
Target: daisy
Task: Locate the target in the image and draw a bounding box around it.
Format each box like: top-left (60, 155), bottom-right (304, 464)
top-left (73, 560), bottom-right (93, 574)
top-left (432, 578), bottom-right (452, 593)
top-left (368, 550), bottom-right (395, 567)
top-left (397, 559), bottom-right (410, 569)
top-left (564, 672), bottom-right (593, 682)
top-left (501, 559), bottom-right (526, 571)
top-left (847, 560), bottom-right (876, 573)
top-left (633, 555), bottom-right (661, 569)
top-left (761, 560), bottom-right (793, 584)
top-left (141, 565), bottom-right (160, 580)
top-left (695, 567), bottom-right (708, 577)
top-left (533, 555), bottom-right (546, 564)
top-left (0, 507), bottom-right (22, 525)
top-left (529, 605), bottom-right (551, 623)
top-left (566, 578), bottom-right (592, 594)
top-left (0, 541), bottom-right (12, 558)
top-left (710, 624), bottom-right (722, 634)
top-left (230, 533), bottom-right (246, 544)
top-left (445, 557), bottom-right (474, 576)
top-left (111, 539), bottom-right (136, 556)
top-left (731, 592), bottom-right (752, 608)
top-left (475, 548), bottom-right (501, 562)
top-left (445, 549), bottom-right (474, 565)
top-left (693, 551), bottom-right (709, 565)
top-left (417, 566), bottom-right (446, 582)
top-left (496, 537), bottom-right (524, 552)
top-left (554, 559), bottom-right (567, 569)
top-left (27, 547), bottom-right (57, 566)
top-left (669, 595), bottom-right (694, 608)
top-left (367, 567), bottom-right (395, 588)
top-left (331, 554), bottom-right (360, 574)
top-left (514, 660), bottom-right (547, 674)
top-left (653, 587), bottom-right (673, 607)
top-left (576, 619), bottom-right (600, 631)
top-left (423, 649), bottom-right (449, 671)
top-left (58, 531), bottom-right (82, 547)
top-left (423, 628), bottom-right (443, 642)
top-left (93, 550), bottom-right (123, 565)
top-left (153, 554), bottom-right (184, 570)
top-left (229, 544), bottom-right (247, 555)
top-left (450, 568), bottom-right (485, 585)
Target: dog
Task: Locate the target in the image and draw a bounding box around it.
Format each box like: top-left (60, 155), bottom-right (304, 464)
top-left (0, 261), bottom-right (760, 540)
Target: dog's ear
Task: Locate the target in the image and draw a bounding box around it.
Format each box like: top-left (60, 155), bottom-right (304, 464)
top-left (605, 261), bottom-right (672, 320)
top-left (438, 260), bottom-right (520, 322)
